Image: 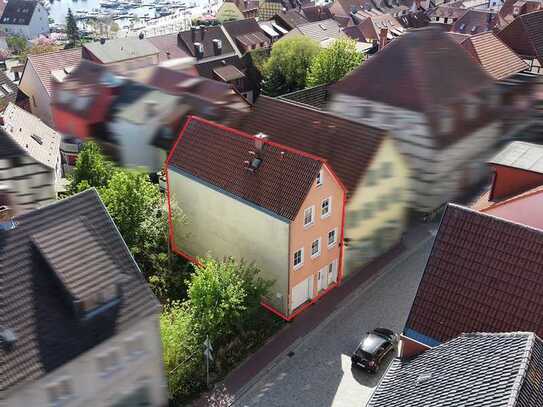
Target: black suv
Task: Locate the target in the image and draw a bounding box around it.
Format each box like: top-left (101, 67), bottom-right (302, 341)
top-left (351, 328), bottom-right (398, 373)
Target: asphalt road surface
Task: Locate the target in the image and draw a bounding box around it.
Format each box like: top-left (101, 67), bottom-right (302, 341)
top-left (234, 237), bottom-right (434, 407)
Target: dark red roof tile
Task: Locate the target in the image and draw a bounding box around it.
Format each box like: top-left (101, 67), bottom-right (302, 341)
top-left (167, 116), bottom-right (324, 220)
top-left (406, 204), bottom-right (543, 344)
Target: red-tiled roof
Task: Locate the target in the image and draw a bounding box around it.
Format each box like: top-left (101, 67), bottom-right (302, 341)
top-left (167, 116), bottom-right (324, 221)
top-left (147, 33), bottom-right (190, 62)
top-left (405, 204), bottom-right (543, 344)
top-left (481, 185), bottom-right (543, 222)
top-left (231, 96), bottom-right (386, 195)
top-left (459, 32), bottom-right (528, 80)
top-left (450, 9), bottom-right (496, 35)
top-left (498, 10), bottom-right (543, 63)
top-left (26, 48), bottom-right (82, 96)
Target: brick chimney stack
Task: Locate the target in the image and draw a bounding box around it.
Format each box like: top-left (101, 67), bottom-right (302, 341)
top-left (379, 27), bottom-right (388, 51)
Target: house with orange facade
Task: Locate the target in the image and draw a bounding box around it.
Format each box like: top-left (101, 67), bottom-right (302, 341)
top-left (166, 116), bottom-right (346, 319)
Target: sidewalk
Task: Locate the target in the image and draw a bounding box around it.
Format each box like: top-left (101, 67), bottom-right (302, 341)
top-left (194, 222), bottom-right (435, 406)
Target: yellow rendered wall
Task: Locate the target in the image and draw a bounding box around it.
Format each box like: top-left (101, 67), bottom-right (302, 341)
top-left (343, 137), bottom-right (411, 276)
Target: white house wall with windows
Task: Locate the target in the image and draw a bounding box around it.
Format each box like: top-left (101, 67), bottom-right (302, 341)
top-left (0, 0), bottom-right (49, 40)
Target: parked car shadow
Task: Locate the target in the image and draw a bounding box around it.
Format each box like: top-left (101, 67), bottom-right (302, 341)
top-left (349, 350), bottom-right (395, 388)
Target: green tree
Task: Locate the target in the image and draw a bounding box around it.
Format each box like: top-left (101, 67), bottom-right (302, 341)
top-left (6, 36), bottom-right (27, 54)
top-left (68, 141), bottom-right (114, 194)
top-left (307, 38), bottom-right (364, 87)
top-left (262, 36), bottom-right (320, 96)
top-left (65, 8), bottom-right (80, 47)
top-left (162, 257), bottom-right (276, 403)
top-left (187, 257), bottom-right (272, 343)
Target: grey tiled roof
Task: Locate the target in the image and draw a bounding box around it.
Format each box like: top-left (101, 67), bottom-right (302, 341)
top-left (0, 189), bottom-right (160, 395)
top-left (368, 332), bottom-right (543, 407)
top-left (489, 141), bottom-right (543, 174)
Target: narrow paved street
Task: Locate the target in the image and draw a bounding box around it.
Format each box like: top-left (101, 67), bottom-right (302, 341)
top-left (234, 237), bottom-right (434, 407)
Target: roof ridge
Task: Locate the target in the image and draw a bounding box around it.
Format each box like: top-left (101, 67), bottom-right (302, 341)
top-left (507, 332), bottom-right (536, 407)
top-left (448, 202), bottom-right (543, 236)
top-left (188, 115), bottom-right (328, 163)
top-left (481, 184), bottom-right (543, 212)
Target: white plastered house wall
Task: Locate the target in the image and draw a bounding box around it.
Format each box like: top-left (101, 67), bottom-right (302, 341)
top-left (0, 3), bottom-right (49, 40)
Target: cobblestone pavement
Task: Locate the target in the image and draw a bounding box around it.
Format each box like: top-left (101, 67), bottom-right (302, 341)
top-left (233, 237), bottom-right (434, 407)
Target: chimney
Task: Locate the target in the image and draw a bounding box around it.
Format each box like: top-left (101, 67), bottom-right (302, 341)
top-left (379, 27), bottom-right (388, 51)
top-left (486, 11), bottom-right (493, 26)
top-left (201, 26), bottom-right (206, 41)
top-left (212, 38), bottom-right (222, 55)
top-left (194, 42), bottom-right (204, 59)
top-left (415, 0), bottom-right (421, 8)
top-left (254, 132), bottom-right (268, 153)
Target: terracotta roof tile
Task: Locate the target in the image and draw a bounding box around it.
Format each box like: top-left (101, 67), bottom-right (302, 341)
top-left (231, 96), bottom-right (386, 195)
top-left (168, 116), bottom-right (323, 220)
top-left (405, 204), bottom-right (543, 345)
top-left (450, 9), bottom-right (496, 35)
top-left (498, 10), bottom-right (543, 64)
top-left (26, 48), bottom-right (82, 96)
top-left (459, 32), bottom-right (528, 80)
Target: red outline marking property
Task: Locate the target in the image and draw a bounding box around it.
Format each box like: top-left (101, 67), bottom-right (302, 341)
top-left (164, 116), bottom-right (348, 321)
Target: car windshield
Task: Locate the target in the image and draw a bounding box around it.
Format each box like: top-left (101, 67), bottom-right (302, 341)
top-left (360, 333), bottom-right (387, 354)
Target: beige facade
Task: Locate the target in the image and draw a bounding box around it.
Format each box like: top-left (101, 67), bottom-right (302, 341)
top-left (216, 3), bottom-right (244, 23)
top-left (18, 60), bottom-right (54, 126)
top-left (2, 315), bottom-right (168, 407)
top-left (343, 138), bottom-right (411, 275)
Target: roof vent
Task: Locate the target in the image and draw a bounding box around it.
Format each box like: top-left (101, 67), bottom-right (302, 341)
top-left (31, 134), bottom-right (43, 145)
top-left (249, 157), bottom-right (262, 170)
top-left (254, 132), bottom-right (268, 152)
top-left (0, 327), bottom-right (16, 351)
top-left (416, 373), bottom-right (432, 384)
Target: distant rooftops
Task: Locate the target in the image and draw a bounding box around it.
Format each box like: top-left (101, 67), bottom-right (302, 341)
top-left (0, 0), bottom-right (38, 26)
top-left (368, 332), bottom-right (543, 407)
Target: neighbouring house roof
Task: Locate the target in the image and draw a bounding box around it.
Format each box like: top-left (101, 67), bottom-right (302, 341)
top-left (356, 13), bottom-right (405, 39)
top-left (0, 188), bottom-right (160, 395)
top-left (302, 5), bottom-right (334, 22)
top-left (456, 32), bottom-right (528, 80)
top-left (223, 19), bottom-right (271, 52)
top-left (25, 48), bottom-right (82, 96)
top-left (0, 71), bottom-right (17, 110)
top-left (83, 37), bottom-right (160, 64)
top-left (2, 102), bottom-right (60, 168)
top-left (146, 33), bottom-right (190, 62)
top-left (258, 0), bottom-right (284, 20)
top-left (213, 64), bottom-right (246, 81)
top-left (0, 0), bottom-right (37, 25)
top-left (450, 9), bottom-right (496, 35)
top-left (329, 27), bottom-right (494, 145)
top-left (428, 5), bottom-right (467, 20)
top-left (496, 0), bottom-right (543, 29)
top-left (405, 203), bottom-right (543, 346)
top-left (281, 18), bottom-right (345, 43)
top-left (489, 141), bottom-right (543, 173)
top-left (231, 96), bottom-right (386, 195)
top-left (330, 0), bottom-right (415, 17)
top-left (481, 184), bottom-right (543, 229)
top-left (168, 116), bottom-right (326, 221)
top-left (111, 82), bottom-right (181, 125)
top-left (280, 84), bottom-right (330, 110)
top-left (368, 332), bottom-right (543, 407)
top-left (497, 10), bottom-right (543, 63)
top-left (275, 8), bottom-right (310, 29)
top-left (342, 24), bottom-right (368, 42)
top-left (194, 54), bottom-right (246, 81)
top-left (178, 26), bottom-right (236, 59)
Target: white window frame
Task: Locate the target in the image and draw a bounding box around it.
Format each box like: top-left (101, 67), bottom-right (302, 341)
top-left (316, 169), bottom-right (323, 187)
top-left (328, 228), bottom-right (338, 248)
top-left (311, 238), bottom-right (321, 258)
top-left (321, 197), bottom-right (332, 219)
top-left (293, 248), bottom-right (304, 269)
top-left (303, 206), bottom-right (315, 228)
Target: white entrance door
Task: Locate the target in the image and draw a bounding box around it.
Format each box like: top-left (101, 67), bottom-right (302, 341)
top-left (317, 269), bottom-right (325, 292)
top-left (291, 277), bottom-right (312, 311)
top-left (327, 259), bottom-right (338, 285)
